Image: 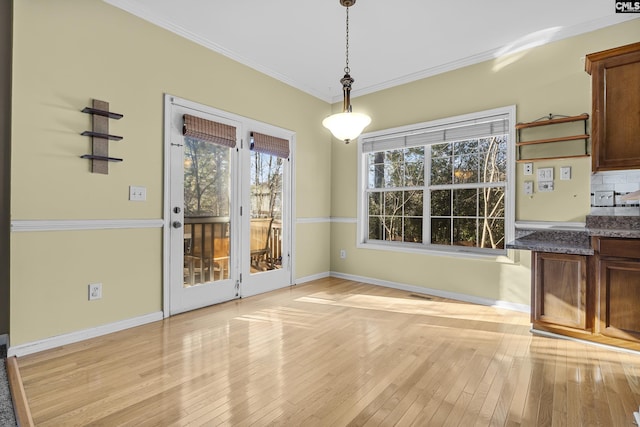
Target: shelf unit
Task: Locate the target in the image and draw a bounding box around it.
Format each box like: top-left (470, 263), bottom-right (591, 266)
top-left (516, 113), bottom-right (589, 163)
top-left (81, 99), bottom-right (123, 174)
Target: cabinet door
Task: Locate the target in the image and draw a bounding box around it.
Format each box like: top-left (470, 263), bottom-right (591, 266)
top-left (533, 252), bottom-right (588, 330)
top-left (589, 46), bottom-right (640, 171)
top-left (599, 259), bottom-right (640, 342)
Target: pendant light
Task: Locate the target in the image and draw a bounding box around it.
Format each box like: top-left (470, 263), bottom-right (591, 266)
top-left (322, 0), bottom-right (371, 144)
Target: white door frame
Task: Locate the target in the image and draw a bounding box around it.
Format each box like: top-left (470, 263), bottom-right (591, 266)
top-left (162, 94), bottom-right (295, 317)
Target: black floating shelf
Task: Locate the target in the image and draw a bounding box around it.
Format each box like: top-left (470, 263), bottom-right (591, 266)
top-left (81, 107), bottom-right (123, 120)
top-left (81, 131), bottom-right (123, 141)
top-left (80, 154), bottom-right (123, 162)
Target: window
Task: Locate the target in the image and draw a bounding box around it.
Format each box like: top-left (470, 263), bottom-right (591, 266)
top-left (358, 106), bottom-right (515, 257)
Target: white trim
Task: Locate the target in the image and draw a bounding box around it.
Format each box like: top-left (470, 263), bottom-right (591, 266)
top-left (296, 217), bottom-right (331, 224)
top-left (0, 334), bottom-right (7, 347)
top-left (356, 240), bottom-right (516, 263)
top-left (295, 271), bottom-right (331, 285)
top-left (162, 94), bottom-right (172, 318)
top-left (515, 220), bottom-right (586, 231)
top-left (330, 217), bottom-right (357, 224)
top-left (531, 328), bottom-right (640, 356)
top-left (330, 271), bottom-right (530, 313)
top-left (356, 105), bottom-right (516, 260)
top-left (163, 95), bottom-right (296, 314)
top-left (7, 311), bottom-right (163, 357)
top-left (11, 219), bottom-right (163, 232)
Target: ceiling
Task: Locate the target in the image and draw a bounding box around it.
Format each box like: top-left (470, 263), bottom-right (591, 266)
top-left (104, 0), bottom-right (637, 103)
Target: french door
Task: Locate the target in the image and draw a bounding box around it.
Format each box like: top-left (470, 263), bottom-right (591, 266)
top-left (164, 96), bottom-right (293, 315)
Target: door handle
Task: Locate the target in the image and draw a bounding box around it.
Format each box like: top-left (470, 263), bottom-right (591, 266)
top-left (172, 221), bottom-right (182, 229)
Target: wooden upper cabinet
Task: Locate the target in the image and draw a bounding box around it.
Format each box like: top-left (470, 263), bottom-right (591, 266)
top-left (585, 42), bottom-right (640, 172)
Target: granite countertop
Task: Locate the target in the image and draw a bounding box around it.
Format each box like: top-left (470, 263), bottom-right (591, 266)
top-left (586, 215), bottom-right (640, 238)
top-left (507, 215), bottom-right (640, 255)
top-left (506, 229), bottom-right (594, 255)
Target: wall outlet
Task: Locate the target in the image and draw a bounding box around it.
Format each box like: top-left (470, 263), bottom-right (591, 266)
top-left (523, 163), bottom-right (533, 176)
top-left (88, 283), bottom-right (102, 301)
top-left (524, 181), bottom-right (534, 195)
top-left (537, 167), bottom-right (553, 181)
top-left (560, 166), bottom-right (571, 180)
top-left (129, 186), bottom-right (146, 201)
top-left (340, 249), bottom-right (346, 259)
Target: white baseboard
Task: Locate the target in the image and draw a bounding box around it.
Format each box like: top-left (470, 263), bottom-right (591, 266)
top-left (295, 271), bottom-right (331, 285)
top-left (329, 271), bottom-right (530, 313)
top-left (0, 334), bottom-right (7, 347)
top-left (7, 311), bottom-right (163, 357)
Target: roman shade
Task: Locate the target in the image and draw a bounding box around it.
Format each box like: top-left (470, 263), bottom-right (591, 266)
top-left (250, 131), bottom-right (290, 159)
top-left (183, 114), bottom-right (236, 148)
top-left (362, 113), bottom-right (510, 153)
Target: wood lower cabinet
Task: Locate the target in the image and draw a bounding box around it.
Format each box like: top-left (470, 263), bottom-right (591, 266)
top-left (532, 252), bottom-right (590, 332)
top-left (596, 238), bottom-right (640, 343)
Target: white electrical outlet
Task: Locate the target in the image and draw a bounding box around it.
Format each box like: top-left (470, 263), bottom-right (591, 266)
top-left (523, 163), bottom-right (533, 176)
top-left (129, 186), bottom-right (147, 201)
top-left (524, 181), bottom-right (533, 195)
top-left (88, 283), bottom-right (102, 300)
top-left (537, 167), bottom-right (553, 181)
top-left (340, 249), bottom-right (346, 259)
top-left (560, 166), bottom-right (571, 180)
top-left (539, 181), bottom-right (554, 192)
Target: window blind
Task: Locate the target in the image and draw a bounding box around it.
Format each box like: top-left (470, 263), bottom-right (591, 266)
top-left (183, 114), bottom-right (236, 148)
top-left (362, 113), bottom-right (509, 153)
top-left (250, 131), bottom-right (290, 159)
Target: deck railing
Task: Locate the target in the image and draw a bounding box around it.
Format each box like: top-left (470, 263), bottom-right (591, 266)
top-left (183, 216), bottom-right (282, 283)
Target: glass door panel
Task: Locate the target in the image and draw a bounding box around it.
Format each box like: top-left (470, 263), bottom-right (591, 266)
top-left (168, 100), bottom-right (238, 315)
top-left (183, 136), bottom-right (231, 287)
top-left (249, 150), bottom-right (284, 274)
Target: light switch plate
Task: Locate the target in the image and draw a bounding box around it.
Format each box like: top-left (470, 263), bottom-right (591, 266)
top-left (560, 166), bottom-right (571, 180)
top-left (524, 181), bottom-right (533, 195)
top-left (129, 186), bottom-right (146, 201)
top-left (539, 181), bottom-right (554, 192)
top-left (537, 167), bottom-right (553, 181)
top-left (594, 190), bottom-right (614, 206)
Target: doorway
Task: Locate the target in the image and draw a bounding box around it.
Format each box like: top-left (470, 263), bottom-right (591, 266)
top-left (164, 96), bottom-right (293, 315)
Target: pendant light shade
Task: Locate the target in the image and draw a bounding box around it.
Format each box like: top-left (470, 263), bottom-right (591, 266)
top-left (322, 111), bottom-right (371, 143)
top-left (323, 0), bottom-right (371, 144)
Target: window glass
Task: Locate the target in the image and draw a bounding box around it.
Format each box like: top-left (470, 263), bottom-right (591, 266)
top-left (360, 108), bottom-right (512, 255)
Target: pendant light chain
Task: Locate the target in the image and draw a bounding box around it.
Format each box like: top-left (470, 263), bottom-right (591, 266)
top-left (344, 6), bottom-right (350, 74)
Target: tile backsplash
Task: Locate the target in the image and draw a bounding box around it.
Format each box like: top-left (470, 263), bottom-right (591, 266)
top-left (591, 170), bottom-right (640, 215)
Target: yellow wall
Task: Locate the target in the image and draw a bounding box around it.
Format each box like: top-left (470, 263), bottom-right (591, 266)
top-left (10, 0), bottom-right (331, 345)
top-left (330, 20), bottom-right (640, 306)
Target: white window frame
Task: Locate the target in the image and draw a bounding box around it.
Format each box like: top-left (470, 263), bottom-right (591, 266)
top-left (356, 105), bottom-right (516, 260)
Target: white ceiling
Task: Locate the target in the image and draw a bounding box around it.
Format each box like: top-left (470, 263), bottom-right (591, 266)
top-left (104, 0), bottom-right (637, 103)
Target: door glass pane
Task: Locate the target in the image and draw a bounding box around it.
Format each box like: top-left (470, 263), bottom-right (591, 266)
top-left (183, 136), bottom-right (231, 287)
top-left (250, 151), bottom-right (284, 274)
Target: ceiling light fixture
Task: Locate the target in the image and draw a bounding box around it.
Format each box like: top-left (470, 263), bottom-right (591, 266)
top-left (322, 0), bottom-right (371, 144)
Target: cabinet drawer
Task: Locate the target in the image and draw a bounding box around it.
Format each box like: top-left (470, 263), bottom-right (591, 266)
top-left (596, 238), bottom-right (640, 259)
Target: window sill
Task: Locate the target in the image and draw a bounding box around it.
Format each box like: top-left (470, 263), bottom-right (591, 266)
top-left (357, 241), bottom-right (517, 264)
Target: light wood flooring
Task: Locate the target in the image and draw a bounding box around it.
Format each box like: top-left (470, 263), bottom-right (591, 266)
top-left (17, 277), bottom-right (640, 426)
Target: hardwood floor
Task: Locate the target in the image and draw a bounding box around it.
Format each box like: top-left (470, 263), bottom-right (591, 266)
top-left (17, 277), bottom-right (640, 426)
